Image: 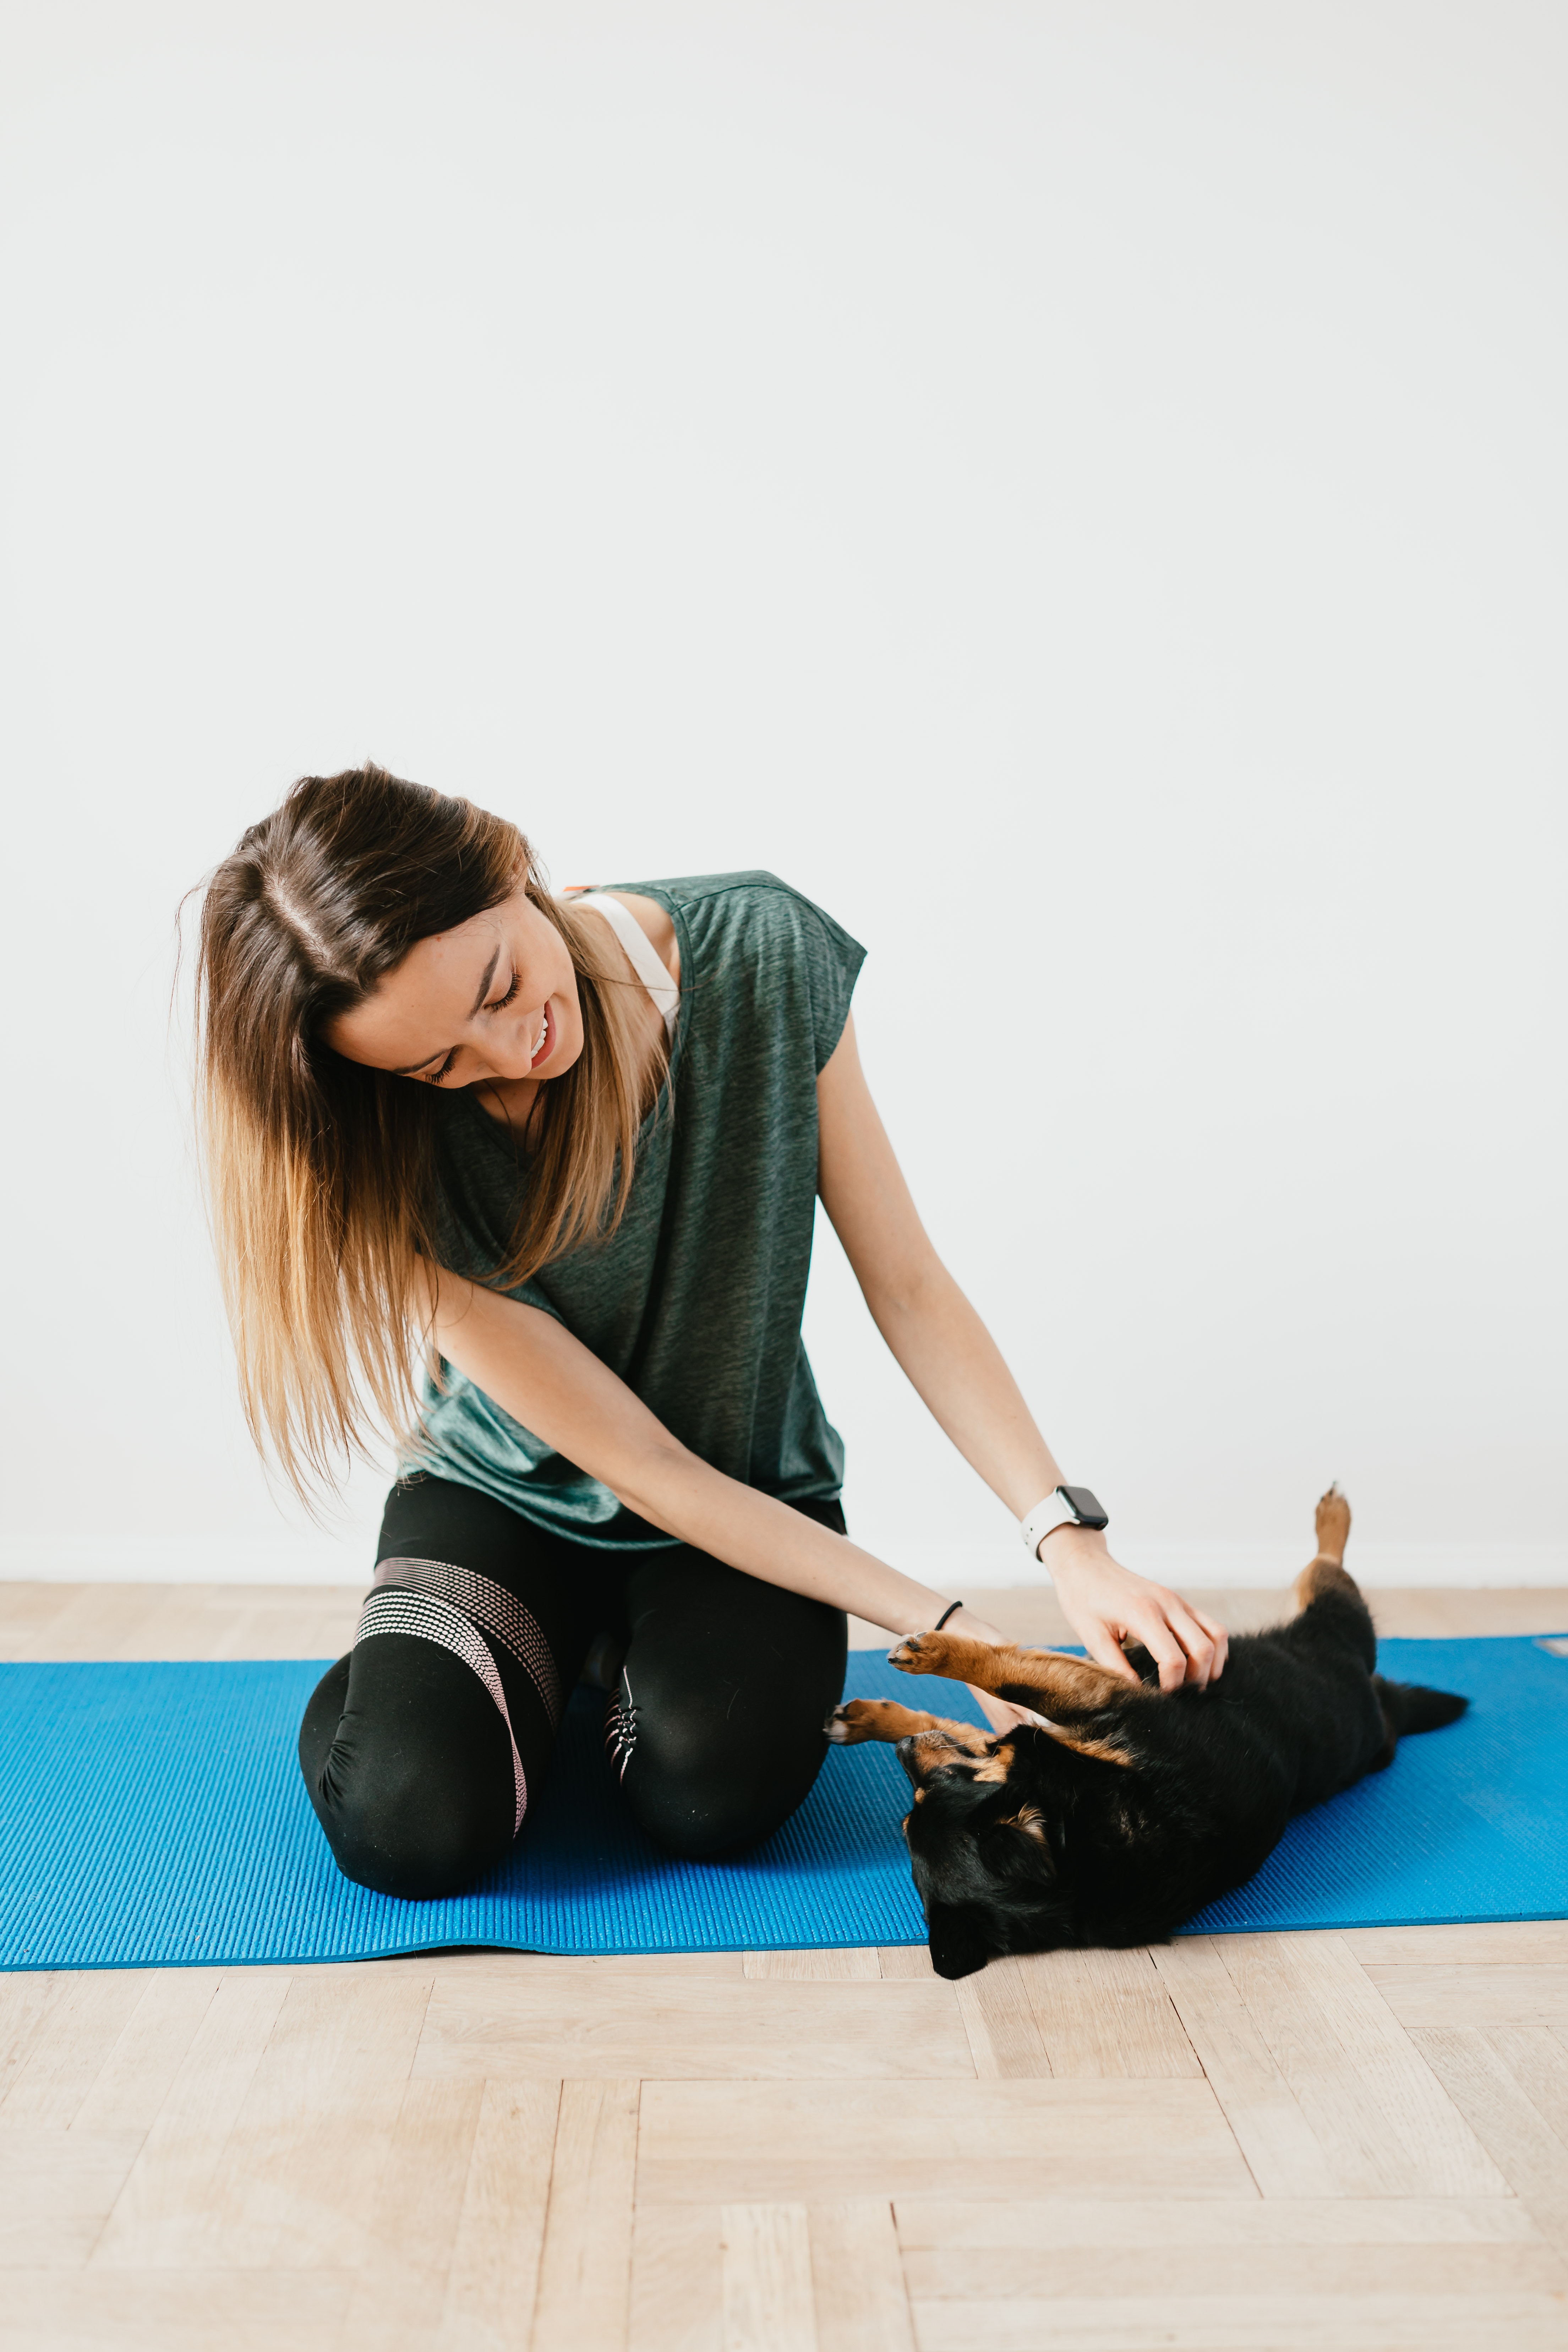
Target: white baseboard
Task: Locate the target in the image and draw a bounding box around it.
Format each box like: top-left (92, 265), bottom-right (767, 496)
top-left (1, 1532), bottom-right (1564, 1590)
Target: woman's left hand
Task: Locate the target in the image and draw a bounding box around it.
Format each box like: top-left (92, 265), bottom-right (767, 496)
top-left (1039, 1527), bottom-right (1229, 1692)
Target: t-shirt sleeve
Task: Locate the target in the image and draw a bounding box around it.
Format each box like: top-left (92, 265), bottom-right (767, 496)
top-left (782, 889), bottom-right (867, 1074)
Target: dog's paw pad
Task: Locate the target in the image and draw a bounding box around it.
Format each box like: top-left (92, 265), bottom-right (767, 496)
top-left (889, 1631), bottom-right (948, 1674)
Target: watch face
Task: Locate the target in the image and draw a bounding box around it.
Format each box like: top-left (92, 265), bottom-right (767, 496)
top-left (1060, 1485), bottom-right (1109, 1529)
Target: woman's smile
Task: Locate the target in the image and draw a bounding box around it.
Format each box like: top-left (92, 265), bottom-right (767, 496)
top-left (530, 1002), bottom-right (554, 1068)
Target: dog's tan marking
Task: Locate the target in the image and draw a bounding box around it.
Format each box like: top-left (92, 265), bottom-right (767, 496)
top-left (890, 1630), bottom-right (1146, 1717)
top-left (1042, 1728), bottom-right (1137, 1769)
top-left (1295, 1554), bottom-right (1360, 1611)
top-left (973, 1741), bottom-right (1016, 1784)
top-left (1001, 1803), bottom-right (1048, 1842)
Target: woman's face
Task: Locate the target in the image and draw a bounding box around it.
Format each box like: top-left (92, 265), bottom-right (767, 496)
top-left (324, 884), bottom-right (584, 1092)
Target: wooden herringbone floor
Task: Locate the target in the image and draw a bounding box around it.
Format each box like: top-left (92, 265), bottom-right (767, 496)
top-left (1, 1581), bottom-right (1566, 2350)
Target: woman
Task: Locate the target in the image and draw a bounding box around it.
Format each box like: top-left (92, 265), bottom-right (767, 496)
top-left (195, 763), bottom-right (1226, 1899)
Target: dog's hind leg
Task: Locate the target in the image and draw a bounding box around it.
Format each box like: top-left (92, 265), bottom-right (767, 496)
top-left (1291, 1486), bottom-right (1378, 1674)
top-left (1294, 1485), bottom-right (1359, 1611)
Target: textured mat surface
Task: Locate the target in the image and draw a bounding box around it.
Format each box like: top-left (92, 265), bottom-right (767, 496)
top-left (1, 1638), bottom-right (1564, 1968)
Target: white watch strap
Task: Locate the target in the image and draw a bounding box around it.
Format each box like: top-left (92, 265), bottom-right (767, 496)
top-left (1020, 1490), bottom-right (1077, 1557)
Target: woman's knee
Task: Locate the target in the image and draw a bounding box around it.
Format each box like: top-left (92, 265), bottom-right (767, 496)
top-left (299, 1644), bottom-right (517, 1900)
top-left (618, 1698), bottom-right (832, 1859)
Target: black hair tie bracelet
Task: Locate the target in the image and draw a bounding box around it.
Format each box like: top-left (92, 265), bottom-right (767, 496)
top-left (934, 1600), bottom-right (963, 1630)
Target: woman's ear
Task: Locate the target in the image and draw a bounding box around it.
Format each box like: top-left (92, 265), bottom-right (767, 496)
top-left (924, 1901), bottom-right (992, 1980)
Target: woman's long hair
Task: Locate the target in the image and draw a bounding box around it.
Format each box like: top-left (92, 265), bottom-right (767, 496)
top-left (192, 763), bottom-right (662, 1494)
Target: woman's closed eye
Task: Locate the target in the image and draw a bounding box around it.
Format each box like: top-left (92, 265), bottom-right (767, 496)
top-left (428, 968), bottom-right (524, 1083)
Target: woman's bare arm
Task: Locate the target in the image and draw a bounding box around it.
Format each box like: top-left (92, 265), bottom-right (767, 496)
top-left (816, 1014), bottom-right (1227, 1692)
top-left (420, 1272), bottom-right (988, 1640)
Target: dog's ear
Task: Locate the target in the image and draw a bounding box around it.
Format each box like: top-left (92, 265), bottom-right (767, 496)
top-left (925, 1901), bottom-right (993, 1980)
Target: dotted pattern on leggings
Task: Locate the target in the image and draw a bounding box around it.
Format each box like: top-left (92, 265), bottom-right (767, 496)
top-left (373, 1555), bottom-right (564, 1730)
top-left (354, 1586), bottom-right (527, 1833)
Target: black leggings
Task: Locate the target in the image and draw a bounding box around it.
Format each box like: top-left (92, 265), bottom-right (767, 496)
top-left (299, 1475), bottom-right (849, 1900)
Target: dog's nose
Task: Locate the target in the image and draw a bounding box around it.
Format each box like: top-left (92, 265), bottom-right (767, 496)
top-left (893, 1735), bottom-right (920, 1783)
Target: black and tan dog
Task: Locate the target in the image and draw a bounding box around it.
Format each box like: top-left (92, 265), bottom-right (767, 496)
top-left (825, 1490), bottom-right (1466, 1979)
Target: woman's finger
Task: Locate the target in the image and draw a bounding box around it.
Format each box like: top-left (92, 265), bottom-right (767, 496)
top-left (1190, 1605), bottom-right (1230, 1679)
top-left (1159, 1598), bottom-right (1219, 1688)
top-left (1077, 1620), bottom-right (1142, 1684)
top-left (1122, 1607), bottom-right (1190, 1692)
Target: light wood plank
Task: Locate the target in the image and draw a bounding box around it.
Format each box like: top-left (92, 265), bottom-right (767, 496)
top-left (1413, 2026), bottom-right (1568, 2252)
top-left (532, 2078), bottom-right (638, 2352)
top-left (335, 2076), bottom-right (483, 2348)
top-left (431, 1951), bottom-right (747, 1981)
top-left (628, 2203), bottom-right (723, 2352)
top-left (0, 1584), bottom-right (174, 1661)
top-left (199, 1964), bottom-right (434, 2269)
top-left (0, 1581), bottom-right (366, 1662)
top-left (0, 2127), bottom-right (145, 2268)
top-left (903, 2239), bottom-right (1568, 2297)
top-left (1367, 1963), bottom-right (1568, 2028)
top-left (1151, 1936), bottom-right (1338, 2197)
top-left (955, 1957), bottom-right (1052, 2079)
top-left (10, 1579), bottom-right (1559, 1663)
top-left (743, 1950), bottom-right (882, 1981)
top-left (71, 1971), bottom-right (223, 2138)
top-left (876, 1946), bottom-right (935, 1979)
top-left (894, 2195), bottom-right (1545, 2245)
top-left (0, 1582), bottom-right (79, 1649)
top-left (1488, 2025), bottom-right (1568, 2144)
top-left (89, 1968), bottom-right (293, 2269)
top-left (720, 2204), bottom-right (816, 2352)
top-left (0, 2265), bottom-right (353, 2347)
top-left (1019, 1945), bottom-right (1200, 2078)
top-left (810, 2199), bottom-right (917, 2352)
top-left (0, 1974), bottom-right (66, 2105)
top-left (0, 1971), bottom-right (162, 2129)
top-left (414, 1974), bottom-right (972, 2081)
top-left (438, 2079), bottom-right (559, 2351)
top-left (1217, 1932), bottom-right (1507, 2196)
top-left (1342, 1924), bottom-right (1568, 1965)
top-left (638, 2079), bottom-right (1257, 2205)
top-left (908, 2289), bottom-right (1568, 2349)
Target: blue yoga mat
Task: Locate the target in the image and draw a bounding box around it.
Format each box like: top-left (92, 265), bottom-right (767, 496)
top-left (2, 1638), bottom-right (1564, 1969)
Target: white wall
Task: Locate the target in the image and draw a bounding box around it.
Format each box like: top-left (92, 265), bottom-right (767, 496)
top-left (1, 1), bottom-right (1563, 1590)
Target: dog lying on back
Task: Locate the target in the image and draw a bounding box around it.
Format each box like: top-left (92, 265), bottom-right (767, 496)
top-left (825, 1490), bottom-right (1466, 1980)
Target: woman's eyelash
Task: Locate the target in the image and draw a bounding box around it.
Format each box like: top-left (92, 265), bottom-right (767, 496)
top-left (428, 970), bottom-right (524, 1084)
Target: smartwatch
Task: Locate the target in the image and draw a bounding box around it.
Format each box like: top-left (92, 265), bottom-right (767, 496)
top-left (1020, 1485), bottom-right (1110, 1558)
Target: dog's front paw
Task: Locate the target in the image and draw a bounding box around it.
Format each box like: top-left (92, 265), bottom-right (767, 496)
top-left (888, 1630), bottom-right (957, 1677)
top-left (824, 1701), bottom-right (878, 1744)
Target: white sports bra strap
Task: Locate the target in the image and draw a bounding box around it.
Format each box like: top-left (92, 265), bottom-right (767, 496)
top-left (574, 893), bottom-right (680, 1040)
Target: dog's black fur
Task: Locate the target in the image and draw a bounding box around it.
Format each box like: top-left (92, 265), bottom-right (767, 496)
top-left (825, 1492), bottom-right (1466, 1980)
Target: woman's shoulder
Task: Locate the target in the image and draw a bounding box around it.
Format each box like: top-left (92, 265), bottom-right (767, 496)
top-left (612, 871), bottom-right (855, 954)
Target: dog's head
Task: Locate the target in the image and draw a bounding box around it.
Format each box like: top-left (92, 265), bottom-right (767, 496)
top-left (895, 1723), bottom-right (1149, 1979)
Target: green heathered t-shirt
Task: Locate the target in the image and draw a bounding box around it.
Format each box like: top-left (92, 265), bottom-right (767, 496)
top-left (412, 872), bottom-right (866, 1549)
